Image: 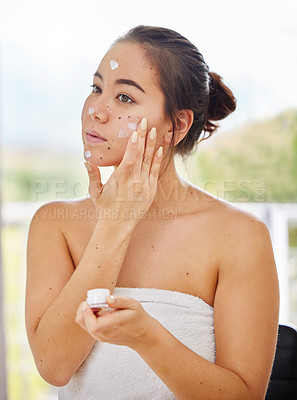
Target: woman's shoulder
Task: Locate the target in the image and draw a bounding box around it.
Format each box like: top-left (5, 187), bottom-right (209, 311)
top-left (214, 196), bottom-right (269, 237)
top-left (189, 186), bottom-right (271, 251)
top-left (202, 194), bottom-right (274, 272)
top-left (30, 197), bottom-right (94, 227)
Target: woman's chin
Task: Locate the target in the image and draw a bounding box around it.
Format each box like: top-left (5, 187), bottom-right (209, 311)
top-left (83, 155), bottom-right (115, 168)
top-left (83, 148), bottom-right (124, 168)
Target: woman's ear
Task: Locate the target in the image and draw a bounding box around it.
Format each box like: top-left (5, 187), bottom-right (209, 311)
top-left (163, 110), bottom-right (194, 146)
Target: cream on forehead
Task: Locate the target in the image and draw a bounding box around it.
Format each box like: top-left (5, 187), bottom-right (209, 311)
top-left (110, 60), bottom-right (119, 70)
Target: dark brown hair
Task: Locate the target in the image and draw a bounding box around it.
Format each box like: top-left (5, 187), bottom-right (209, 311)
top-left (114, 25), bottom-right (236, 164)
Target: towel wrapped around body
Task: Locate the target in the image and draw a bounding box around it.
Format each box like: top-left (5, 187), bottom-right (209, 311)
top-left (58, 287), bottom-right (216, 400)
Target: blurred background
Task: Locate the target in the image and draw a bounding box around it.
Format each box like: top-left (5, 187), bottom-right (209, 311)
top-left (1, 0), bottom-right (297, 398)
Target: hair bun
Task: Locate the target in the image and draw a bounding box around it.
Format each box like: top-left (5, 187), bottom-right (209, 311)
top-left (204, 72), bottom-right (236, 134)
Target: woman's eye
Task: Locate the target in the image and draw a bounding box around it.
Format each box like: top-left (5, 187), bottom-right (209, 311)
top-left (90, 84), bottom-right (102, 94)
top-left (118, 94), bottom-right (133, 103)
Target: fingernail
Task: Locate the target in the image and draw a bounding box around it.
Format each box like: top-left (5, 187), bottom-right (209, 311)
top-left (150, 127), bottom-right (156, 140)
top-left (140, 117), bottom-right (147, 130)
top-left (107, 295), bottom-right (116, 304)
top-left (131, 131), bottom-right (138, 143)
top-left (157, 146), bottom-right (163, 157)
top-left (84, 162), bottom-right (92, 172)
top-left (82, 302), bottom-right (88, 311)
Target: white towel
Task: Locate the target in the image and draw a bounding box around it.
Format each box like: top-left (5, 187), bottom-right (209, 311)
top-left (58, 287), bottom-right (215, 400)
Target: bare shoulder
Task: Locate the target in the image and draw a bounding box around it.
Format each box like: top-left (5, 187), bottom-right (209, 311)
top-left (201, 196), bottom-right (277, 280)
top-left (199, 186), bottom-right (268, 228)
top-left (27, 197), bottom-right (94, 298)
top-left (189, 185), bottom-right (268, 231)
top-left (188, 186), bottom-right (274, 267)
top-left (217, 199), bottom-right (270, 237)
top-left (30, 197), bottom-right (93, 227)
top-left (216, 200), bottom-right (273, 257)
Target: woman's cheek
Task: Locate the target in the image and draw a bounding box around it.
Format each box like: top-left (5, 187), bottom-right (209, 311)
top-left (113, 114), bottom-right (141, 139)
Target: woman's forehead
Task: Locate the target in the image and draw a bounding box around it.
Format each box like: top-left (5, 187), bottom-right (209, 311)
top-left (97, 42), bottom-right (156, 80)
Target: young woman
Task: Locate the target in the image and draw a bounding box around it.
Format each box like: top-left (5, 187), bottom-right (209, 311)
top-left (26, 25), bottom-right (279, 399)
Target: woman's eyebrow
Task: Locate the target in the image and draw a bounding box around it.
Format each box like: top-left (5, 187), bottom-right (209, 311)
top-left (93, 71), bottom-right (145, 94)
top-left (93, 71), bottom-right (103, 80)
top-left (115, 79), bottom-right (145, 94)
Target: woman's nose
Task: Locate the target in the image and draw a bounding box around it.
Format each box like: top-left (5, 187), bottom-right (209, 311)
top-left (88, 102), bottom-right (109, 123)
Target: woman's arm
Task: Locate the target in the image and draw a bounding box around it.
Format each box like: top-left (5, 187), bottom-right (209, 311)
top-left (135, 215), bottom-right (279, 400)
top-left (26, 202), bottom-right (135, 386)
top-left (26, 120), bottom-right (163, 386)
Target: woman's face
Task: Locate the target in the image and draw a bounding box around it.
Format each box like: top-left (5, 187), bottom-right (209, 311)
top-left (81, 41), bottom-right (171, 167)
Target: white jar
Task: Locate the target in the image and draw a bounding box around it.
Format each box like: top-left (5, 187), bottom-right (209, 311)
top-left (86, 288), bottom-right (112, 316)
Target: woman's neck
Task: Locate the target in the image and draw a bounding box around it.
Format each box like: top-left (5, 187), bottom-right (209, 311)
top-left (149, 159), bottom-right (195, 213)
top-left (113, 157), bottom-right (197, 221)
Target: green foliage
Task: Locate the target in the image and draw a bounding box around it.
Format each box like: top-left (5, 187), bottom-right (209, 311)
top-left (290, 227), bottom-right (297, 248)
top-left (1, 148), bottom-right (88, 202)
top-left (181, 109), bottom-right (297, 203)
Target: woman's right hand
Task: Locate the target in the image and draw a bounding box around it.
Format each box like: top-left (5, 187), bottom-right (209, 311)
top-left (84, 117), bottom-right (163, 226)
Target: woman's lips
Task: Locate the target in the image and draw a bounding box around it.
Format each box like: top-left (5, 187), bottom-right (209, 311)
top-left (85, 129), bottom-right (107, 143)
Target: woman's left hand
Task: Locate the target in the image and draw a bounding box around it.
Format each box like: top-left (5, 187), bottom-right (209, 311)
top-left (75, 295), bottom-right (160, 351)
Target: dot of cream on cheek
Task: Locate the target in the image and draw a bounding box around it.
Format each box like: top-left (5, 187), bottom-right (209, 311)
top-left (118, 118), bottom-right (140, 138)
top-left (128, 122), bottom-right (138, 130)
top-left (118, 130), bottom-right (127, 137)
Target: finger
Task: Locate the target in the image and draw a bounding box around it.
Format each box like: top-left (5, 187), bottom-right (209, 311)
top-left (106, 295), bottom-right (138, 310)
top-left (84, 313), bottom-right (99, 334)
top-left (141, 127), bottom-right (157, 178)
top-left (76, 302), bottom-right (115, 341)
top-left (134, 117), bottom-right (148, 176)
top-left (116, 130), bottom-right (138, 180)
top-left (84, 162), bottom-right (104, 201)
top-left (79, 302), bottom-right (100, 334)
top-left (75, 301), bottom-right (89, 330)
top-left (149, 146), bottom-right (163, 188)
